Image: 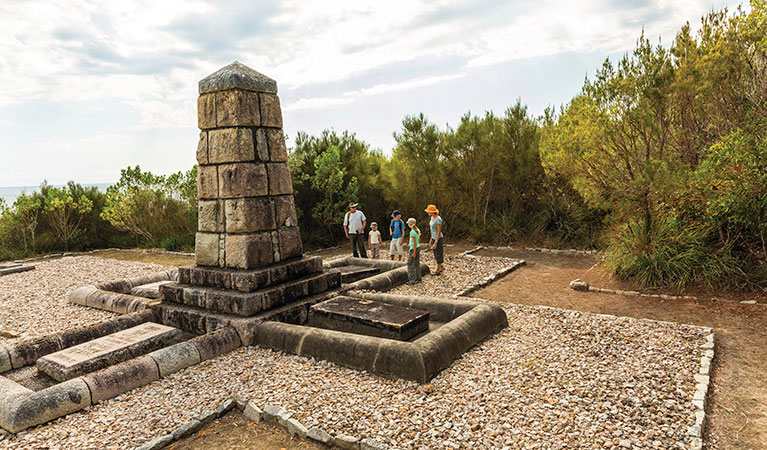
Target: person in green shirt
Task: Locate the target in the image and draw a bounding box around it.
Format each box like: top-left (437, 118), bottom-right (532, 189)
top-left (406, 217), bottom-right (422, 285)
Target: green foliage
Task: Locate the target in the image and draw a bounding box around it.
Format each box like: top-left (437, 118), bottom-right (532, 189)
top-left (542, 2), bottom-right (767, 289)
top-left (44, 188), bottom-right (93, 250)
top-left (603, 217), bottom-right (746, 291)
top-left (311, 145), bottom-right (359, 234)
top-left (101, 165), bottom-right (197, 248)
top-left (290, 130), bottom-right (387, 247)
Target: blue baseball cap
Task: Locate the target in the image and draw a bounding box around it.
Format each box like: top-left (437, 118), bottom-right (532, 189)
top-left (391, 210), bottom-right (401, 217)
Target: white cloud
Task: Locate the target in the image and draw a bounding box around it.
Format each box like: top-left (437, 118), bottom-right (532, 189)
top-left (0, 0), bottom-right (745, 185)
top-left (284, 73), bottom-right (465, 112)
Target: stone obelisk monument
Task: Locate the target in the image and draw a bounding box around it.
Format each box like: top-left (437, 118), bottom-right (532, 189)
top-left (195, 61), bottom-right (300, 268)
top-left (158, 62), bottom-right (341, 335)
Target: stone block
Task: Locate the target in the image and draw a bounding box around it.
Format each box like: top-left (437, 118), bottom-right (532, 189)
top-left (225, 233), bottom-right (274, 269)
top-left (267, 163), bottom-right (293, 195)
top-left (0, 346), bottom-right (11, 373)
top-left (172, 419), bottom-right (202, 439)
top-left (149, 341), bottom-right (201, 377)
top-left (0, 376), bottom-right (31, 399)
top-left (83, 355), bottom-right (159, 404)
top-left (198, 200), bottom-right (224, 232)
top-left (182, 286), bottom-right (208, 308)
top-left (225, 198), bottom-right (275, 233)
top-left (361, 438), bottom-right (387, 450)
top-left (130, 281), bottom-right (173, 299)
top-left (255, 128), bottom-right (269, 161)
top-left (231, 269), bottom-right (271, 292)
top-left (243, 401), bottom-right (263, 422)
top-left (274, 196), bottom-right (298, 228)
top-left (259, 93), bottom-right (282, 127)
top-left (196, 409), bottom-right (216, 426)
top-left (196, 132), bottom-right (209, 164)
top-left (0, 378), bottom-right (91, 433)
top-left (286, 418), bottom-right (308, 437)
top-left (191, 327), bottom-right (241, 361)
top-left (216, 89), bottom-right (260, 127)
top-left (195, 232), bottom-right (222, 267)
top-left (197, 165), bottom-right (219, 199)
top-left (204, 288), bottom-right (265, 316)
top-left (135, 434), bottom-right (174, 450)
top-left (67, 285), bottom-right (97, 307)
top-left (199, 62), bottom-right (277, 95)
top-left (266, 129), bottom-right (288, 162)
top-left (37, 323), bottom-right (181, 382)
top-left (218, 163), bottom-right (268, 198)
top-left (8, 335), bottom-right (63, 369)
top-left (197, 93), bottom-right (216, 129)
top-left (278, 226), bottom-right (303, 260)
top-left (209, 128), bottom-right (255, 163)
top-left (334, 434), bottom-right (360, 450)
top-left (159, 283), bottom-right (184, 303)
top-left (307, 427), bottom-right (332, 444)
top-left (215, 399), bottom-right (235, 417)
top-left (57, 311), bottom-right (157, 349)
top-left (197, 266), bottom-right (233, 290)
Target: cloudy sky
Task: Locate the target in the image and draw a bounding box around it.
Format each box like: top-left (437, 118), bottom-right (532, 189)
top-left (0, 0), bottom-right (741, 187)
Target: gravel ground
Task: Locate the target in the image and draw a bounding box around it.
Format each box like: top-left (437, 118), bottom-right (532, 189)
top-left (0, 255), bottom-right (705, 449)
top-left (0, 256), bottom-right (169, 344)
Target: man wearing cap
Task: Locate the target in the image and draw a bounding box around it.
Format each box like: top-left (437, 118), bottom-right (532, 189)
top-left (389, 210), bottom-right (406, 261)
top-left (343, 202), bottom-right (367, 258)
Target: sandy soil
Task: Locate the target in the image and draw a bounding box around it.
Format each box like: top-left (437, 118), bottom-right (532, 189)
top-left (473, 248), bottom-right (767, 450)
top-left (170, 411), bottom-right (324, 450)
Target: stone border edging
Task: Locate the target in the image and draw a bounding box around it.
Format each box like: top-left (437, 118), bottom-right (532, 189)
top-left (256, 292), bottom-right (507, 383)
top-left (0, 320), bottom-right (242, 433)
top-left (135, 394), bottom-right (392, 450)
top-left (569, 279), bottom-right (764, 307)
top-left (458, 246), bottom-right (484, 257)
top-left (67, 270), bottom-right (179, 314)
top-left (305, 245), bottom-right (343, 255)
top-left (9, 248), bottom-right (194, 265)
top-left (324, 257), bottom-right (430, 292)
top-left (454, 260), bottom-right (526, 297)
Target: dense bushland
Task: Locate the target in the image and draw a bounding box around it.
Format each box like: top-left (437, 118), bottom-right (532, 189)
top-left (0, 4), bottom-right (762, 292)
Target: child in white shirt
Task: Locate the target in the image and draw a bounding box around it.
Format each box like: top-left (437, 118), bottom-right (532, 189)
top-left (368, 222), bottom-right (382, 259)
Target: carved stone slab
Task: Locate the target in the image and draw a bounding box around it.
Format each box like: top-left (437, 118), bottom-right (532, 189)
top-left (308, 296), bottom-right (429, 341)
top-left (37, 323), bottom-right (181, 382)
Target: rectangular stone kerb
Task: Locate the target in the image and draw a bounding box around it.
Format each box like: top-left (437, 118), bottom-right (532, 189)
top-left (194, 61), bottom-right (301, 269)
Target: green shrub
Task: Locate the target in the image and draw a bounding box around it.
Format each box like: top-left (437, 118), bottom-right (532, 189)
top-left (603, 217), bottom-right (746, 291)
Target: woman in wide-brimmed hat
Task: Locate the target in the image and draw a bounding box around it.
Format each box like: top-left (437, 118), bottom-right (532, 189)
top-left (425, 204), bottom-right (444, 275)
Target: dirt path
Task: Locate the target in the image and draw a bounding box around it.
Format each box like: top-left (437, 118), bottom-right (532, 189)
top-left (473, 248), bottom-right (767, 450)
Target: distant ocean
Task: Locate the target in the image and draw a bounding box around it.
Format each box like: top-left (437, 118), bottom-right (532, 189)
top-left (0, 183), bottom-right (113, 206)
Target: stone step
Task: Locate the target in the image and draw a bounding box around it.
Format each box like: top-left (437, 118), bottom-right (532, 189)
top-left (153, 288), bottom-right (345, 338)
top-left (177, 256), bottom-right (323, 292)
top-left (160, 270), bottom-right (341, 317)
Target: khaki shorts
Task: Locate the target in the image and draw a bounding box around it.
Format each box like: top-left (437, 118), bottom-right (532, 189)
top-left (389, 238), bottom-right (406, 256)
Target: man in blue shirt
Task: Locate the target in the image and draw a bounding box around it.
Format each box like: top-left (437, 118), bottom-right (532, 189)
top-left (389, 210), bottom-right (406, 261)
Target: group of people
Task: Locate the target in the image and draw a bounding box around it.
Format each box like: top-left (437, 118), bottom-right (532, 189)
top-left (343, 202), bottom-right (444, 285)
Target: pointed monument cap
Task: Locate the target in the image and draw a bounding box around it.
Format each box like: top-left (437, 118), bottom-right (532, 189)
top-left (199, 61), bottom-right (278, 95)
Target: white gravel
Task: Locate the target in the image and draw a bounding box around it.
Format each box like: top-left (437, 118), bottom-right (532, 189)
top-left (0, 255), bottom-right (705, 449)
top-left (0, 256), bottom-right (170, 344)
